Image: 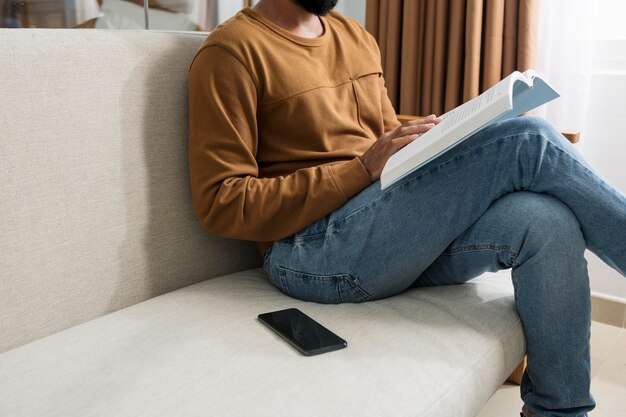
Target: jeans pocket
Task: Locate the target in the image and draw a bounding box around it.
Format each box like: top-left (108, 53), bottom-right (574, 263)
top-left (275, 266), bottom-right (371, 304)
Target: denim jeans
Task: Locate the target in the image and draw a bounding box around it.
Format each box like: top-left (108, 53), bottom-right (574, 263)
top-left (262, 116), bottom-right (626, 417)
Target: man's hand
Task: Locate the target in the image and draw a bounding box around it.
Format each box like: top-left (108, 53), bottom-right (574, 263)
top-left (359, 114), bottom-right (443, 182)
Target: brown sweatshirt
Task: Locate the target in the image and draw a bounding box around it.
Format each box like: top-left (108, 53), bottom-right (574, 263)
top-left (188, 7), bottom-right (400, 257)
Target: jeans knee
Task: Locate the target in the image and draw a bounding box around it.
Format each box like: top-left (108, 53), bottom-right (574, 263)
top-left (532, 196), bottom-right (584, 251)
top-left (500, 192), bottom-right (585, 254)
top-left (505, 116), bottom-right (569, 147)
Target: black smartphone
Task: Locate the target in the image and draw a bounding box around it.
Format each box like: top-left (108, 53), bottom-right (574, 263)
top-left (257, 308), bottom-right (347, 356)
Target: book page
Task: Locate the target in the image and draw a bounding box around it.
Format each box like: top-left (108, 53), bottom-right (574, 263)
top-left (522, 69), bottom-right (541, 85)
top-left (487, 71), bottom-right (559, 126)
top-left (384, 73), bottom-right (516, 175)
top-left (439, 77), bottom-right (511, 134)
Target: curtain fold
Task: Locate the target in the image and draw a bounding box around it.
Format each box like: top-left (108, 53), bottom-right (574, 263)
top-left (366, 0), bottom-right (539, 116)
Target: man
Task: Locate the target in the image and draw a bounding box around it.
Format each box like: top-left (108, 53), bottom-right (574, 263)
top-left (188, 1), bottom-right (626, 417)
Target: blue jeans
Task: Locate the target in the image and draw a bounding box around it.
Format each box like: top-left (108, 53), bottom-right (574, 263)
top-left (262, 116), bottom-right (626, 417)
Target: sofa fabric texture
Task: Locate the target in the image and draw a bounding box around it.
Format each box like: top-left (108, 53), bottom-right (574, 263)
top-left (0, 29), bottom-right (261, 353)
top-left (0, 268), bottom-right (524, 417)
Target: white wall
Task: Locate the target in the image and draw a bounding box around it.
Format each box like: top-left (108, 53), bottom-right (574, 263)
top-left (581, 1), bottom-right (626, 302)
top-left (217, 0), bottom-right (242, 24)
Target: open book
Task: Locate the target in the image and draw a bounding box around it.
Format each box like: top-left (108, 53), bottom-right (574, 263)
top-left (380, 69), bottom-right (560, 189)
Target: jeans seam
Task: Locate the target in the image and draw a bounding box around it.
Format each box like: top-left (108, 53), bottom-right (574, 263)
top-left (440, 244), bottom-right (519, 266)
top-left (276, 266), bottom-right (371, 303)
top-left (277, 266), bottom-right (350, 281)
top-left (293, 232), bottom-right (326, 243)
top-left (441, 244), bottom-right (513, 254)
top-left (277, 267), bottom-right (290, 295)
top-left (263, 245), bottom-right (273, 265)
top-left (346, 275), bottom-right (373, 301)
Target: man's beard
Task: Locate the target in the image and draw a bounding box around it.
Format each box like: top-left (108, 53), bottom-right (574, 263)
top-left (293, 0), bottom-right (338, 16)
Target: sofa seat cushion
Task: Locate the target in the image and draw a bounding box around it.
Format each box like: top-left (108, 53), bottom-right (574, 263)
top-left (0, 268), bottom-right (524, 417)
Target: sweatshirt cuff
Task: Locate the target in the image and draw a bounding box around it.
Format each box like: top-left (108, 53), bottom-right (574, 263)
top-left (328, 157), bottom-right (373, 201)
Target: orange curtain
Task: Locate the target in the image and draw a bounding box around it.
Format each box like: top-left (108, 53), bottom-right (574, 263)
top-left (366, 0), bottom-right (540, 116)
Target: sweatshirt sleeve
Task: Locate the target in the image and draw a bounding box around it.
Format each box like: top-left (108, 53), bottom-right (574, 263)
top-left (188, 45), bottom-right (372, 242)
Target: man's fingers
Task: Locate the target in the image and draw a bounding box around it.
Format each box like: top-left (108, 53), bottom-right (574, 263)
top-left (395, 123), bottom-right (435, 137)
top-left (418, 114), bottom-right (437, 124)
top-left (377, 129), bottom-right (397, 142)
top-left (392, 133), bottom-right (421, 150)
top-left (417, 122), bottom-right (436, 132)
top-left (401, 114), bottom-right (443, 127)
top-left (401, 114), bottom-right (435, 125)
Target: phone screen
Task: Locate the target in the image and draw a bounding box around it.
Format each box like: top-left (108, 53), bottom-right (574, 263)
top-left (257, 308), bottom-right (347, 356)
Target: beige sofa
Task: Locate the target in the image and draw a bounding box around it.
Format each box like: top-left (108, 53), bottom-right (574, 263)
top-left (0, 29), bottom-right (525, 417)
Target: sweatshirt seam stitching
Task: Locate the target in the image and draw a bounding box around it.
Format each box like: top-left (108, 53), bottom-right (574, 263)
top-left (241, 9), bottom-right (330, 48)
top-left (192, 43), bottom-right (261, 94)
top-left (261, 81), bottom-right (353, 107)
top-left (261, 72), bottom-right (380, 107)
top-left (327, 165), bottom-right (348, 202)
top-left (187, 25), bottom-right (224, 71)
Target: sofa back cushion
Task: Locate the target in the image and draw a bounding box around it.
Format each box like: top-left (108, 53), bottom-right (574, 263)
top-left (0, 29), bottom-right (262, 353)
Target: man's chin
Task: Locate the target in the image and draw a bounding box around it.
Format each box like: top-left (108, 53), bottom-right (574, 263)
top-left (293, 0), bottom-right (338, 16)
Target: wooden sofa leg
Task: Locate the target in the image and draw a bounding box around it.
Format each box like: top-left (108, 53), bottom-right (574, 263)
top-left (507, 356), bottom-right (527, 385)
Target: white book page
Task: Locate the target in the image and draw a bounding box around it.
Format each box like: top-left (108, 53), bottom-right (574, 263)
top-left (384, 72), bottom-right (517, 176)
top-left (487, 70), bottom-right (559, 126)
top-left (439, 76), bottom-right (512, 134)
top-left (523, 69), bottom-right (538, 84)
